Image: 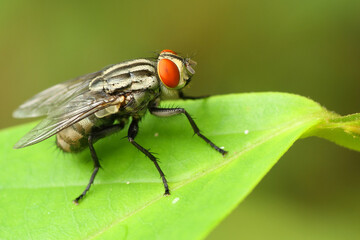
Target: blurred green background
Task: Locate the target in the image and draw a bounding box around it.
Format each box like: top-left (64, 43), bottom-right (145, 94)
top-left (1, 0), bottom-right (359, 239)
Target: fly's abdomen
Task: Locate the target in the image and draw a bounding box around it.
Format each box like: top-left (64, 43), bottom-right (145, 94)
top-left (56, 117), bottom-right (95, 152)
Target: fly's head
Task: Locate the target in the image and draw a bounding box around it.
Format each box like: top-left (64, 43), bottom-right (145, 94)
top-left (157, 49), bottom-right (197, 92)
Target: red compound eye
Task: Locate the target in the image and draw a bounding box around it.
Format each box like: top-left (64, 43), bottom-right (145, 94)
top-left (158, 59), bottom-right (180, 88)
top-left (160, 49), bottom-right (177, 55)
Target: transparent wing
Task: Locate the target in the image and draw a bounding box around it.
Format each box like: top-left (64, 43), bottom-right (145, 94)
top-left (13, 91), bottom-right (120, 149)
top-left (13, 70), bottom-right (102, 118)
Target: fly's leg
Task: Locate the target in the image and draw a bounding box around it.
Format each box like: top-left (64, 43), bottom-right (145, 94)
top-left (73, 123), bottom-right (125, 204)
top-left (128, 118), bottom-right (170, 195)
top-left (150, 107), bottom-right (227, 156)
top-left (73, 134), bottom-right (101, 205)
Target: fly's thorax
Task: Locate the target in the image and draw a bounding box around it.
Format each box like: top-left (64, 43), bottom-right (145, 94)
top-left (127, 71), bottom-right (159, 92)
top-left (120, 89), bottom-right (159, 118)
top-left (87, 58), bottom-right (161, 118)
top-left (88, 59), bottom-right (159, 94)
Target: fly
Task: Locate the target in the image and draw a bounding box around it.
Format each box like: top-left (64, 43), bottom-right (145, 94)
top-left (13, 49), bottom-right (227, 204)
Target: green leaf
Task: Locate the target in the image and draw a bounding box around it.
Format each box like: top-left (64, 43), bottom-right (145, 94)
top-left (0, 93), bottom-right (359, 239)
top-left (305, 113), bottom-right (360, 151)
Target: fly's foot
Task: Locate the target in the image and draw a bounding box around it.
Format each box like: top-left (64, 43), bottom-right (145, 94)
top-left (73, 195), bottom-right (83, 205)
top-left (212, 144), bottom-right (227, 156)
top-left (221, 149), bottom-right (228, 156)
top-left (164, 189), bottom-right (171, 196)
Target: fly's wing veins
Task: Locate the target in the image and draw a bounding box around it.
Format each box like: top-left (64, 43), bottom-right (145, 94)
top-left (13, 91), bottom-right (121, 149)
top-left (13, 71), bottom-right (102, 118)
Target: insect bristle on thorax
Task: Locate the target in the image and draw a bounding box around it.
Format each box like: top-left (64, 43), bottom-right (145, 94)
top-left (13, 49), bottom-right (226, 204)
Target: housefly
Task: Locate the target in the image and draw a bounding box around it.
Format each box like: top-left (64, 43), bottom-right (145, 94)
top-left (13, 49), bottom-right (227, 204)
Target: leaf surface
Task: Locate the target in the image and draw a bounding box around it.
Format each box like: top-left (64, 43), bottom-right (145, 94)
top-left (0, 93), bottom-right (359, 239)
